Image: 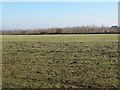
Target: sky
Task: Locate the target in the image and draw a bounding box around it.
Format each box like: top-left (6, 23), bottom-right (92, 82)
top-left (2, 2), bottom-right (118, 30)
top-left (2, 0), bottom-right (119, 2)
top-left (118, 1), bottom-right (120, 27)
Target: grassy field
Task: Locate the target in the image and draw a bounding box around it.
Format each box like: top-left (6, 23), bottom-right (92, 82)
top-left (2, 34), bottom-right (119, 88)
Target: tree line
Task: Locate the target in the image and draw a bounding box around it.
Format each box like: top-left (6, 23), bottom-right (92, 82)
top-left (1, 26), bottom-right (119, 35)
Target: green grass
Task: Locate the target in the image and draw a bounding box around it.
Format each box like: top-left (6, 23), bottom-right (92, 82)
top-left (2, 34), bottom-right (119, 88)
top-left (2, 34), bottom-right (118, 42)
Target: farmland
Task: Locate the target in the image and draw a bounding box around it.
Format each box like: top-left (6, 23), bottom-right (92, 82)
top-left (2, 34), bottom-right (119, 88)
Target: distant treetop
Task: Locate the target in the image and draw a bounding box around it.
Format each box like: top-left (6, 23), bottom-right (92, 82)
top-left (111, 26), bottom-right (118, 29)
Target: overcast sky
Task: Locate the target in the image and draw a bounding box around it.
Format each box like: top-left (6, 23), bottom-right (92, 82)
top-left (2, 2), bottom-right (118, 30)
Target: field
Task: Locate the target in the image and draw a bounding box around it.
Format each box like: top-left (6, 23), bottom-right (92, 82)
top-left (2, 34), bottom-right (119, 88)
